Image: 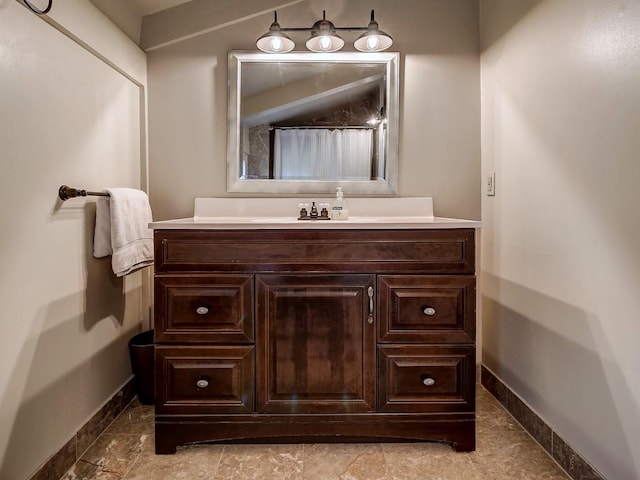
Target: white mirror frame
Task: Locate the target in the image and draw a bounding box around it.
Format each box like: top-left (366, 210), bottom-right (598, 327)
top-left (227, 51), bottom-right (399, 194)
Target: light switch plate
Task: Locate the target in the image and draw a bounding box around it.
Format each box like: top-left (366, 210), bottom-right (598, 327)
top-left (487, 172), bottom-right (496, 196)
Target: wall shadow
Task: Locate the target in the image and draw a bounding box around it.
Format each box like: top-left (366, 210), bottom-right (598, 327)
top-left (82, 202), bottom-right (125, 331)
top-left (0, 198), bottom-right (141, 478)
top-left (479, 0), bottom-right (543, 52)
top-left (0, 287), bottom-right (142, 479)
top-left (482, 272), bottom-right (638, 479)
top-left (50, 198), bottom-right (127, 330)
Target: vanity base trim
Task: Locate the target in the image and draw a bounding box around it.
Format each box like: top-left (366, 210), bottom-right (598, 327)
top-left (154, 413), bottom-right (475, 454)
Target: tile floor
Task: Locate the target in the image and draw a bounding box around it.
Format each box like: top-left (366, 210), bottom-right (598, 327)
top-left (60, 386), bottom-right (570, 480)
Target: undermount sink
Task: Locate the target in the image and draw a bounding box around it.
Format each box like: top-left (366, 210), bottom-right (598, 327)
top-left (249, 216), bottom-right (435, 223)
top-left (188, 215), bottom-right (442, 227)
top-left (249, 217), bottom-right (298, 223)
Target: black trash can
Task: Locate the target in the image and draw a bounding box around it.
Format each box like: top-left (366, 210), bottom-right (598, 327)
top-left (128, 330), bottom-right (154, 405)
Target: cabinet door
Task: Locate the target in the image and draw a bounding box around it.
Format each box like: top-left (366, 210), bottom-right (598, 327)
top-left (256, 275), bottom-right (376, 413)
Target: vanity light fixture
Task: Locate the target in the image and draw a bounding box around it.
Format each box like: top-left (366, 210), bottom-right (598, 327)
top-left (256, 10), bottom-right (393, 54)
top-left (367, 107), bottom-right (386, 126)
top-left (256, 11), bottom-right (295, 53)
top-left (305, 12), bottom-right (344, 53)
top-left (354, 10), bottom-right (394, 52)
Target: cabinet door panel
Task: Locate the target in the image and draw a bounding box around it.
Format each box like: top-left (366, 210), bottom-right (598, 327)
top-left (257, 275), bottom-right (376, 413)
top-left (378, 275), bottom-right (475, 343)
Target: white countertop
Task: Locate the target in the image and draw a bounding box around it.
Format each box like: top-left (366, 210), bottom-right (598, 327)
top-left (149, 215), bottom-right (481, 230)
top-left (149, 197), bottom-right (482, 230)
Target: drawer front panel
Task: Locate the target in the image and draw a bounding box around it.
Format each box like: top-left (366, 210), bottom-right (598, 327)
top-left (378, 345), bottom-right (475, 413)
top-left (378, 276), bottom-right (475, 343)
top-left (155, 229), bottom-right (475, 274)
top-left (156, 346), bottom-right (254, 414)
top-left (155, 275), bottom-right (253, 343)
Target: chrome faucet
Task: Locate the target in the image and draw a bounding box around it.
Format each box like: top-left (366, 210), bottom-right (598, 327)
top-left (298, 201), bottom-right (330, 220)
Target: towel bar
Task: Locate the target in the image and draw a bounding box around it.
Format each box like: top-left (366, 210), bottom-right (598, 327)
top-left (58, 185), bottom-right (109, 201)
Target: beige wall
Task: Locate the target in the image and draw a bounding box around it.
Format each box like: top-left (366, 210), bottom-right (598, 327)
top-left (88, 0), bottom-right (143, 43)
top-left (147, 0), bottom-right (481, 221)
top-left (0, 1), bottom-right (148, 479)
top-left (4, 1), bottom-right (637, 478)
top-left (480, 1), bottom-right (640, 479)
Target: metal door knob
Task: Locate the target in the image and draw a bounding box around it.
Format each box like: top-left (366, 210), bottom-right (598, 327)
top-left (196, 306), bottom-right (209, 315)
top-left (422, 307), bottom-right (436, 316)
top-left (196, 379), bottom-right (209, 388)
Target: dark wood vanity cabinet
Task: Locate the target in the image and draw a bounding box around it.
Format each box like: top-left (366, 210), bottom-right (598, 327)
top-left (153, 228), bottom-right (476, 454)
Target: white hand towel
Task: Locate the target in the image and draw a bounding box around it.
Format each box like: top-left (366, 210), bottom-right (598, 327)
top-left (93, 196), bottom-right (112, 258)
top-left (93, 188), bottom-right (154, 277)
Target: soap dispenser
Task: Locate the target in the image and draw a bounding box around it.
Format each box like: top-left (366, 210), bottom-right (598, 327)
top-left (332, 187), bottom-right (349, 220)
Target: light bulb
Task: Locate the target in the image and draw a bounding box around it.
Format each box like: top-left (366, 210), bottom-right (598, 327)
top-left (269, 37), bottom-right (283, 52)
top-left (319, 36), bottom-right (332, 50)
top-left (366, 35), bottom-right (380, 50)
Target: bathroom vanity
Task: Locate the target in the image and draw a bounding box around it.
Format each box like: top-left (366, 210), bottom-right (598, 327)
top-left (150, 198), bottom-right (480, 454)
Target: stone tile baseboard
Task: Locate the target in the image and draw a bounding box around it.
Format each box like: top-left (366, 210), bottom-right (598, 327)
top-left (481, 365), bottom-right (606, 480)
top-left (28, 379), bottom-right (136, 480)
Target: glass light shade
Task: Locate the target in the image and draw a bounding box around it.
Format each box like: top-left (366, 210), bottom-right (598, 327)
top-left (256, 23), bottom-right (295, 53)
top-left (354, 25), bottom-right (393, 52)
top-left (305, 19), bottom-right (344, 52)
top-left (354, 12), bottom-right (393, 52)
top-left (306, 34), bottom-right (344, 52)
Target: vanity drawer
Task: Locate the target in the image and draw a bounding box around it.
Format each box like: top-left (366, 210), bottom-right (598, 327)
top-left (154, 229), bottom-right (475, 274)
top-left (155, 275), bottom-right (254, 343)
top-left (155, 345), bottom-right (254, 415)
top-left (378, 345), bottom-right (475, 413)
top-left (378, 275), bottom-right (475, 343)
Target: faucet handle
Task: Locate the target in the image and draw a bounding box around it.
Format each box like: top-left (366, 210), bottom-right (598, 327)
top-left (298, 202), bottom-right (309, 219)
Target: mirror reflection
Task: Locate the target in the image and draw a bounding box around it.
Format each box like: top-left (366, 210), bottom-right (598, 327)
top-left (227, 52), bottom-right (399, 194)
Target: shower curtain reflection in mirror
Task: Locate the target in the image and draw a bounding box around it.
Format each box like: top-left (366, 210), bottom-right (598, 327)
top-left (273, 128), bottom-right (374, 180)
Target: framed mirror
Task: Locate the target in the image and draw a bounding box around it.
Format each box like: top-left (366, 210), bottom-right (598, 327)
top-left (227, 51), bottom-right (399, 194)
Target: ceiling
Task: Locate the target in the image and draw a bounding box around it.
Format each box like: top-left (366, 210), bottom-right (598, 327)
top-left (87, 0), bottom-right (194, 45)
top-left (89, 0), bottom-right (300, 50)
top-left (129, 0), bottom-right (191, 16)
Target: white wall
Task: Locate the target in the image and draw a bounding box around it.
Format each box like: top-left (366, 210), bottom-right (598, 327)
top-left (0, 1), bottom-right (148, 479)
top-left (480, 1), bottom-right (640, 479)
top-left (146, 0), bottom-right (481, 221)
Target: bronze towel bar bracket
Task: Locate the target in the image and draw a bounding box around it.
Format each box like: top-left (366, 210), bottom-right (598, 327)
top-left (58, 185), bottom-right (109, 201)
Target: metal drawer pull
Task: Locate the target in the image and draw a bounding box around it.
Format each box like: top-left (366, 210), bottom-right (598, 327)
top-left (422, 377), bottom-right (436, 387)
top-left (367, 286), bottom-right (374, 324)
top-left (422, 307), bottom-right (436, 316)
top-left (196, 379), bottom-right (209, 388)
top-left (196, 306), bottom-right (209, 315)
